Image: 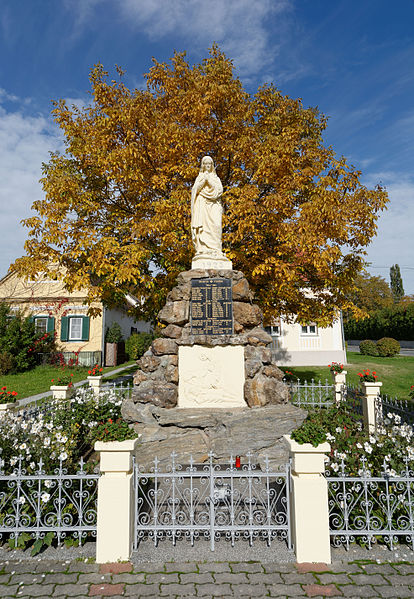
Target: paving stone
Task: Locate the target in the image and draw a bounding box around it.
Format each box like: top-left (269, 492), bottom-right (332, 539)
top-left (331, 564), bottom-right (364, 574)
top-left (133, 563), bottom-right (166, 573)
top-left (195, 582), bottom-right (232, 596)
top-left (159, 582), bottom-right (196, 596)
top-left (0, 585), bottom-right (19, 597)
top-left (267, 583), bottom-right (306, 596)
top-left (180, 572), bottom-right (214, 584)
top-left (33, 561), bottom-right (70, 573)
top-left (392, 564), bottom-right (414, 575)
top-left (317, 574), bottom-right (352, 584)
top-left (231, 563), bottom-right (264, 573)
top-left (124, 583), bottom-right (160, 596)
top-left (362, 564), bottom-right (397, 575)
top-left (303, 584), bottom-right (343, 597)
top-left (373, 585), bottom-right (413, 598)
top-left (67, 562), bottom-right (100, 573)
top-left (282, 572), bottom-right (318, 584)
top-left (145, 573), bottom-right (180, 584)
top-left (386, 574), bottom-right (414, 585)
top-left (198, 563), bottom-right (231, 573)
top-left (100, 562), bottom-right (133, 574)
top-left (340, 585), bottom-right (378, 597)
top-left (43, 573), bottom-right (79, 584)
top-left (9, 574), bottom-right (45, 585)
top-left (112, 573), bottom-right (145, 584)
top-left (263, 563), bottom-right (297, 573)
top-left (164, 562), bottom-right (198, 573)
top-left (3, 564), bottom-right (37, 574)
top-left (89, 583), bottom-right (125, 596)
top-left (235, 582), bottom-right (268, 596)
top-left (19, 584), bottom-right (55, 596)
top-left (350, 573), bottom-right (390, 586)
top-left (296, 563), bottom-right (331, 574)
top-left (52, 583), bottom-right (90, 596)
top-left (247, 572), bottom-right (283, 584)
top-left (78, 573), bottom-right (112, 584)
top-left (0, 576), bottom-right (10, 584)
top-left (213, 572), bottom-right (248, 584)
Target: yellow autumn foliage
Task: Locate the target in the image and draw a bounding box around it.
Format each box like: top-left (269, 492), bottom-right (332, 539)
top-left (13, 47), bottom-right (388, 325)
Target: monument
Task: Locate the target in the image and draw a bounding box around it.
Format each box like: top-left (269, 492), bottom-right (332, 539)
top-left (122, 157), bottom-right (305, 467)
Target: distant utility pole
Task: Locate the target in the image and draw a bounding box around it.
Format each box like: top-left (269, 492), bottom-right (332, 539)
top-left (390, 264), bottom-right (404, 303)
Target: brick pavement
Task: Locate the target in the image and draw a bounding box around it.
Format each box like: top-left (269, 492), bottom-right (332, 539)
top-left (0, 558), bottom-right (413, 598)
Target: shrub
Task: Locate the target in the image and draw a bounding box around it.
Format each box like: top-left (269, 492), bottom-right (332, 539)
top-left (359, 339), bottom-right (378, 356)
top-left (376, 337), bottom-right (400, 357)
top-left (0, 351), bottom-right (16, 375)
top-left (125, 332), bottom-right (153, 360)
top-left (105, 322), bottom-right (124, 343)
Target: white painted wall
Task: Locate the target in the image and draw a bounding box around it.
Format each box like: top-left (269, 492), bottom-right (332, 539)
top-left (104, 307), bottom-right (152, 342)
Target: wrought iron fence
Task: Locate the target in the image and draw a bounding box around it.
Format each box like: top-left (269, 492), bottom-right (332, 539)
top-left (101, 381), bottom-right (132, 400)
top-left (343, 384), bottom-right (363, 417)
top-left (0, 456), bottom-right (99, 546)
top-left (379, 394), bottom-right (414, 429)
top-left (134, 452), bottom-right (291, 552)
top-left (288, 379), bottom-right (335, 408)
top-left (327, 456), bottom-right (414, 550)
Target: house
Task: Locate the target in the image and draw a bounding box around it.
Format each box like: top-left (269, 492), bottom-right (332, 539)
top-left (0, 270), bottom-right (151, 366)
top-left (265, 315), bottom-right (347, 367)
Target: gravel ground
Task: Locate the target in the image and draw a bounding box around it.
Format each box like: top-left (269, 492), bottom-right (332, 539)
top-left (1, 539), bottom-right (413, 564)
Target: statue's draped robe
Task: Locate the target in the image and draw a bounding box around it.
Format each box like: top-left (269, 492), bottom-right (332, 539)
top-left (191, 172), bottom-right (223, 255)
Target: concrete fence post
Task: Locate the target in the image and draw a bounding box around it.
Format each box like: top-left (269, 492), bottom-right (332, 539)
top-left (95, 439), bottom-right (139, 563)
top-left (331, 370), bottom-right (347, 404)
top-left (87, 375), bottom-right (103, 396)
top-left (283, 435), bottom-right (331, 564)
top-left (361, 381), bottom-right (383, 434)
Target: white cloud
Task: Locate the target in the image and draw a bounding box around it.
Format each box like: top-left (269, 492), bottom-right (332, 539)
top-left (0, 99), bottom-right (63, 278)
top-left (117, 0), bottom-right (292, 77)
top-left (363, 172), bottom-right (414, 294)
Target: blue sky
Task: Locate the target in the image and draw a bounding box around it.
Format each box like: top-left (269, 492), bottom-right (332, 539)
top-left (1, 0), bottom-right (414, 293)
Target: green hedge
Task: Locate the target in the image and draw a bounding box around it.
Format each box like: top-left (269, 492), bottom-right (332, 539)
top-left (344, 303), bottom-right (414, 341)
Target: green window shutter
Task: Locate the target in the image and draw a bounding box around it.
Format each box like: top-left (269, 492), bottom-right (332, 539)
top-left (47, 317), bottom-right (55, 333)
top-left (81, 316), bottom-right (90, 341)
top-left (60, 316), bottom-right (69, 341)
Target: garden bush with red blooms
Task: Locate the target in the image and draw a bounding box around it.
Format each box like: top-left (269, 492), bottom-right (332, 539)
top-left (358, 369), bottom-right (378, 382)
top-left (329, 362), bottom-right (344, 373)
top-left (88, 364), bottom-right (103, 376)
top-left (51, 372), bottom-right (74, 387)
top-left (0, 386), bottom-right (18, 404)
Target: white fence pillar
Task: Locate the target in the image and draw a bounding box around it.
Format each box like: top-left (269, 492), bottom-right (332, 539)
top-left (284, 435), bottom-right (331, 564)
top-left (87, 375), bottom-right (103, 396)
top-left (331, 371), bottom-right (347, 404)
top-left (361, 381), bottom-right (383, 433)
top-left (95, 439), bottom-right (139, 563)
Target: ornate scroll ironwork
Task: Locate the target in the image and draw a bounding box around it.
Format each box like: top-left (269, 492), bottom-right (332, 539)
top-left (327, 456), bottom-right (414, 550)
top-left (134, 452), bottom-right (291, 551)
top-left (0, 456), bottom-right (99, 546)
top-left (289, 379), bottom-right (335, 408)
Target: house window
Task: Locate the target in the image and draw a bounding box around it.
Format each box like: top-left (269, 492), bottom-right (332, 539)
top-left (34, 317), bottom-right (48, 335)
top-left (60, 315), bottom-right (90, 342)
top-left (264, 322), bottom-right (281, 336)
top-left (69, 317), bottom-right (83, 340)
top-left (301, 323), bottom-right (318, 335)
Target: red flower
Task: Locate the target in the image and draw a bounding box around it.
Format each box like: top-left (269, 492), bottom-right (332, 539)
top-left (11, 391), bottom-right (18, 396)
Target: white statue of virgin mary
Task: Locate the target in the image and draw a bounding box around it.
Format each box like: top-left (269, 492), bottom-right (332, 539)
top-left (191, 156), bottom-right (223, 257)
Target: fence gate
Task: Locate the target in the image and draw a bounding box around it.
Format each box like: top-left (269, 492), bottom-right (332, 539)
top-left (133, 452), bottom-right (291, 552)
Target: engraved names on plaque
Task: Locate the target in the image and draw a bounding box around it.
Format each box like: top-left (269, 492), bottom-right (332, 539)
top-left (191, 278), bottom-right (233, 335)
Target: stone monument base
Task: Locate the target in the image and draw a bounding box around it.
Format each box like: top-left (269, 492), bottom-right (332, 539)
top-left (121, 401), bottom-right (307, 470)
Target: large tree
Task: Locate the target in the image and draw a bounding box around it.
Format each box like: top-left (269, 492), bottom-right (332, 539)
top-left (390, 264), bottom-right (404, 303)
top-left (14, 47), bottom-right (388, 325)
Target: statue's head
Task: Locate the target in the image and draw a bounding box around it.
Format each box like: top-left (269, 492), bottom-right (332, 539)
top-left (200, 156), bottom-right (215, 173)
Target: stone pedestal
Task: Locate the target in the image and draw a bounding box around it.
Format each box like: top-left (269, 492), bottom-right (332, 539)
top-left (122, 267), bottom-right (301, 466)
top-left (191, 255), bottom-right (233, 270)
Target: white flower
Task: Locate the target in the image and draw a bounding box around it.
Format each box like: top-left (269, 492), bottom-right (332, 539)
top-left (41, 492), bottom-right (50, 503)
top-left (335, 427), bottom-right (342, 433)
top-left (59, 452), bottom-right (68, 461)
top-left (364, 442), bottom-right (373, 454)
top-left (10, 457), bottom-right (17, 466)
top-left (331, 463), bottom-right (339, 472)
top-left (18, 496), bottom-right (25, 504)
top-left (44, 480), bottom-right (53, 488)
top-left (326, 433), bottom-right (335, 441)
top-left (29, 462), bottom-right (35, 470)
top-left (356, 443), bottom-right (363, 449)
top-left (19, 443), bottom-right (27, 451)
top-left (44, 438), bottom-right (51, 447)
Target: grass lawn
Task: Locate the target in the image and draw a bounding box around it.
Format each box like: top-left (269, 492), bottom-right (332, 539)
top-left (0, 360), bottom-right (136, 400)
top-left (280, 351), bottom-right (414, 401)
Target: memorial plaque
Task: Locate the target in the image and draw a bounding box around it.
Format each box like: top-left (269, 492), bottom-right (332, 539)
top-left (191, 278), bottom-right (233, 335)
